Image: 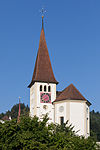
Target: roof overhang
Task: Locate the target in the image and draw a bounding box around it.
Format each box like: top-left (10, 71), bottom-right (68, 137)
top-left (28, 80), bottom-right (59, 88)
top-left (53, 99), bottom-right (91, 106)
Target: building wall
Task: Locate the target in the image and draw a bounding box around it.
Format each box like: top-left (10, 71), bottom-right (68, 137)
top-left (86, 104), bottom-right (90, 137)
top-left (54, 101), bottom-right (70, 125)
top-left (30, 82), bottom-right (56, 124)
top-left (30, 84), bottom-right (90, 137)
top-left (30, 83), bottom-right (36, 117)
top-left (54, 100), bottom-right (90, 137)
top-left (70, 101), bottom-right (85, 136)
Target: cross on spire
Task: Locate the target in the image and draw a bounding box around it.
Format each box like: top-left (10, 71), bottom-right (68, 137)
top-left (19, 96), bottom-right (21, 103)
top-left (40, 8), bottom-right (46, 28)
top-left (40, 8), bottom-right (46, 18)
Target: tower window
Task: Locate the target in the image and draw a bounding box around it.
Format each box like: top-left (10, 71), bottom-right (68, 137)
top-left (48, 86), bottom-right (51, 92)
top-left (60, 117), bottom-right (64, 125)
top-left (86, 108), bottom-right (88, 113)
top-left (40, 85), bottom-right (42, 91)
top-left (44, 85), bottom-right (46, 92)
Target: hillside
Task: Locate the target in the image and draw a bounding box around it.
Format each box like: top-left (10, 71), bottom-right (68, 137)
top-left (0, 103), bottom-right (29, 120)
top-left (90, 110), bottom-right (100, 141)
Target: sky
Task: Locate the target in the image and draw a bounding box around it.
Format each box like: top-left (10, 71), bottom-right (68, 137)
top-left (0, 0), bottom-right (100, 113)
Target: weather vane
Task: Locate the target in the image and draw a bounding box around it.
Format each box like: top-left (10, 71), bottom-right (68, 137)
top-left (40, 8), bottom-right (46, 18)
top-left (40, 8), bottom-right (46, 28)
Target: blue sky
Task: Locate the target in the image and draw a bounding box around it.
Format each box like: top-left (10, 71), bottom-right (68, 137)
top-left (0, 0), bottom-right (100, 113)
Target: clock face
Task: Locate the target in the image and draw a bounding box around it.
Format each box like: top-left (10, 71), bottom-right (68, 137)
top-left (40, 93), bottom-right (51, 103)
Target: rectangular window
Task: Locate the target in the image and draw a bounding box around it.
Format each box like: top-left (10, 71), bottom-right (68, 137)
top-left (60, 117), bottom-right (64, 125)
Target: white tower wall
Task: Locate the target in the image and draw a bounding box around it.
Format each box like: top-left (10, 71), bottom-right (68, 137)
top-left (30, 82), bottom-right (56, 124)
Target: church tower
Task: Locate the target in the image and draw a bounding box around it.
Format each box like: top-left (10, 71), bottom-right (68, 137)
top-left (28, 16), bottom-right (91, 137)
top-left (28, 16), bottom-right (58, 123)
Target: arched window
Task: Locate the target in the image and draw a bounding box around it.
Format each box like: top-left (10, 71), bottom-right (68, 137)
top-left (44, 85), bottom-right (46, 92)
top-left (48, 86), bottom-right (51, 92)
top-left (40, 85), bottom-right (42, 91)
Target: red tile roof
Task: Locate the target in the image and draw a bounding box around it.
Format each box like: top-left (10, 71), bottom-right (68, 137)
top-left (2, 116), bottom-right (10, 121)
top-left (28, 19), bottom-right (58, 88)
top-left (54, 84), bottom-right (91, 105)
top-left (56, 91), bottom-right (62, 97)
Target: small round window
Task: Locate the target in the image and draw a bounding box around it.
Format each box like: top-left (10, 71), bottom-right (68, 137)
top-left (59, 106), bottom-right (64, 112)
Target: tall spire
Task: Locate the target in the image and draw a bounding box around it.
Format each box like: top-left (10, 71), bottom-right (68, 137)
top-left (28, 17), bottom-right (58, 88)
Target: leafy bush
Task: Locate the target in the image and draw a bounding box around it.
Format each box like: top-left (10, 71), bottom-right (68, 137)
top-left (0, 115), bottom-right (99, 150)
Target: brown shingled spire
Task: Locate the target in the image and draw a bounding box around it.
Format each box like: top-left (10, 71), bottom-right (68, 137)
top-left (28, 17), bottom-right (58, 88)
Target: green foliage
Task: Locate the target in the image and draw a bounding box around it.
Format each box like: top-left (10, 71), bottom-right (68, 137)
top-left (0, 104), bottom-right (100, 149)
top-left (90, 110), bottom-right (100, 141)
top-left (0, 113), bottom-right (4, 119)
top-left (0, 103), bottom-right (29, 119)
top-left (0, 115), bottom-right (99, 150)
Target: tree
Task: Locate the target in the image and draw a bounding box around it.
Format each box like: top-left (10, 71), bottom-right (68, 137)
top-left (1, 103), bottom-right (100, 144)
top-left (90, 110), bottom-right (100, 141)
top-left (0, 103), bottom-right (29, 120)
top-left (0, 115), bottom-right (99, 150)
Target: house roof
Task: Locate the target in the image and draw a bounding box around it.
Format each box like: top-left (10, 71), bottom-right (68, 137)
top-left (54, 84), bottom-right (91, 105)
top-left (2, 115), bottom-right (10, 121)
top-left (56, 91), bottom-right (62, 97)
top-left (28, 17), bottom-right (58, 88)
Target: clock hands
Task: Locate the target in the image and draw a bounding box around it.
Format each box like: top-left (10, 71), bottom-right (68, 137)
top-left (42, 95), bottom-right (49, 101)
top-left (41, 93), bottom-right (51, 103)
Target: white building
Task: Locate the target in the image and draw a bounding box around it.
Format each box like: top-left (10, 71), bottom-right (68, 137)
top-left (28, 16), bottom-right (91, 138)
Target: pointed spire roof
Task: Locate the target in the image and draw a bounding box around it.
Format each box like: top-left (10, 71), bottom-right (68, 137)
top-left (28, 17), bottom-right (58, 88)
top-left (54, 84), bottom-right (91, 105)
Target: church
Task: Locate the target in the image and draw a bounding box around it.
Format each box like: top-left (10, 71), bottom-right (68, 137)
top-left (28, 16), bottom-right (91, 138)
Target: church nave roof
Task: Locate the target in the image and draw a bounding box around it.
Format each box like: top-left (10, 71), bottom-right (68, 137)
top-left (55, 84), bottom-right (91, 105)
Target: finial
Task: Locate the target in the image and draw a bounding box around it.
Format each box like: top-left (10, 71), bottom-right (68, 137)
top-left (42, 15), bottom-right (44, 28)
top-left (19, 96), bottom-right (21, 103)
top-left (40, 8), bottom-right (46, 28)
